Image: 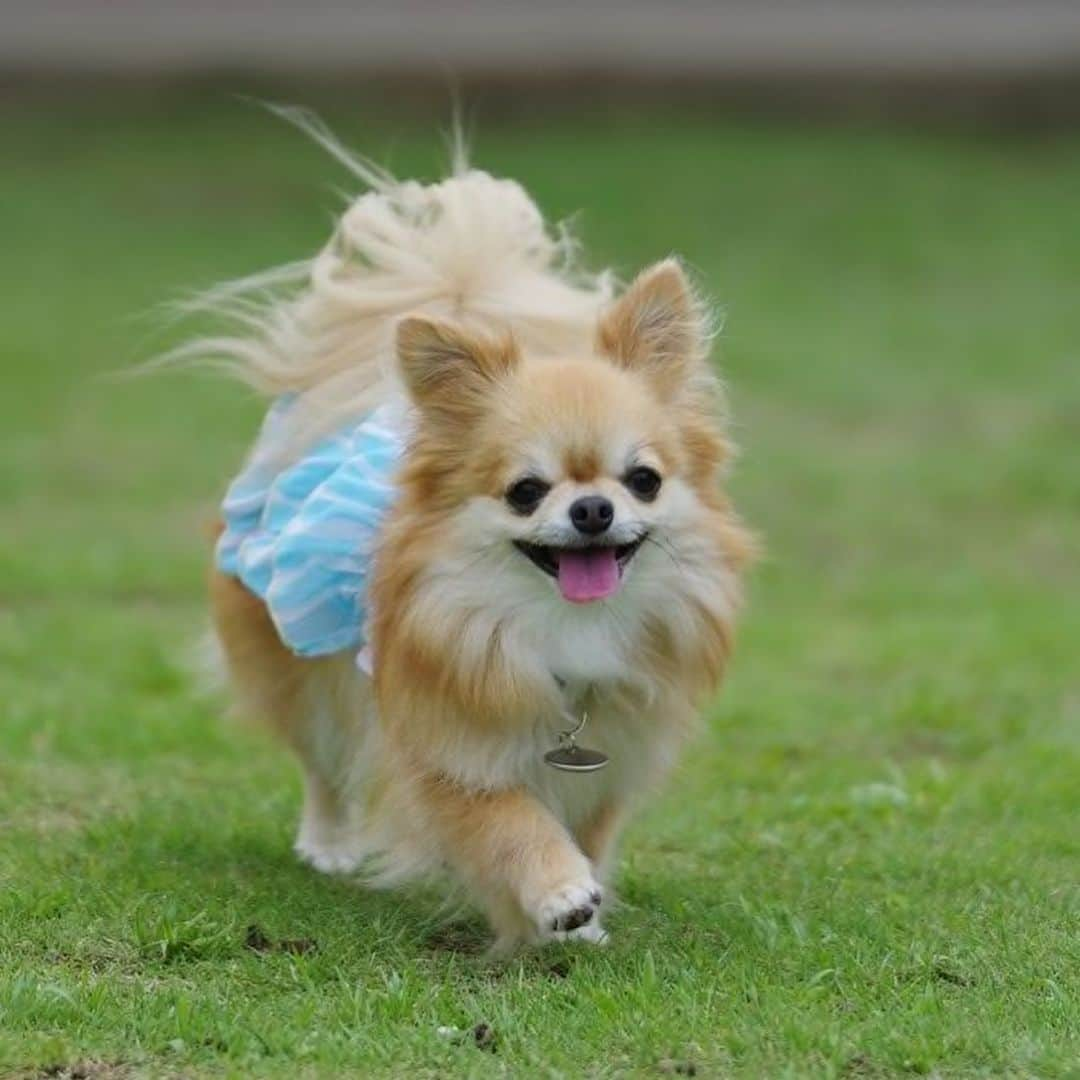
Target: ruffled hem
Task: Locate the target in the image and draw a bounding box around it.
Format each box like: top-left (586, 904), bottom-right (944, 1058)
top-left (216, 397), bottom-right (406, 658)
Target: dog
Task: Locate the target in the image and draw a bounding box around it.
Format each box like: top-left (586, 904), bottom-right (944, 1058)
top-left (200, 147), bottom-right (754, 951)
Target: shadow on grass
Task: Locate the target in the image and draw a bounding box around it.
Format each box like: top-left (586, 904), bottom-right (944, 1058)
top-left (70, 810), bottom-right (517, 964)
top-left (19, 787), bottom-right (772, 970)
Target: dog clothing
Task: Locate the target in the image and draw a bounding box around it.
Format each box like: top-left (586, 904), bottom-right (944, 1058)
top-left (216, 396), bottom-right (406, 665)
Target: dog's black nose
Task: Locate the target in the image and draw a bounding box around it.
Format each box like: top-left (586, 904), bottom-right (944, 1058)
top-left (569, 495), bottom-right (614, 536)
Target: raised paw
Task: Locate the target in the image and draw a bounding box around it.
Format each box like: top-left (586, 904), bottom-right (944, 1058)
top-left (532, 879), bottom-right (604, 942)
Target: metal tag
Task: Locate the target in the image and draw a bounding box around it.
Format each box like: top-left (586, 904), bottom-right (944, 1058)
top-left (544, 745), bottom-right (609, 772)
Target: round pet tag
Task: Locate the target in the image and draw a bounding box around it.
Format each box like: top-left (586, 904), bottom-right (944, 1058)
top-left (544, 745), bottom-right (609, 772)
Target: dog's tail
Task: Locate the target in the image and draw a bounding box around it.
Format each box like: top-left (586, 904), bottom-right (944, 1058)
top-left (164, 109), bottom-right (614, 453)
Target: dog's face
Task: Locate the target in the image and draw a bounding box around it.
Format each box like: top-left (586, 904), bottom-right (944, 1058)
top-left (386, 260), bottom-right (748, 688)
top-left (463, 356), bottom-right (684, 606)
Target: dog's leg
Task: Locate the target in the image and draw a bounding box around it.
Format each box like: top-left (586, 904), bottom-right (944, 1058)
top-left (415, 775), bottom-right (606, 948)
top-left (210, 568), bottom-right (367, 874)
top-left (290, 684), bottom-right (368, 875)
top-left (575, 799), bottom-right (626, 888)
top-left (294, 774), bottom-right (364, 874)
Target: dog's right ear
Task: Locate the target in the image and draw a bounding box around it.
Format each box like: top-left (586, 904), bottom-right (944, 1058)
top-left (396, 317), bottom-right (519, 422)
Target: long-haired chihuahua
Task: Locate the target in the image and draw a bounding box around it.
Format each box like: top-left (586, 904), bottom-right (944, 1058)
top-left (196, 142), bottom-right (754, 952)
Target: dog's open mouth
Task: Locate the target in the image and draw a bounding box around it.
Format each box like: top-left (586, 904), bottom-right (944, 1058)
top-left (513, 536), bottom-right (646, 604)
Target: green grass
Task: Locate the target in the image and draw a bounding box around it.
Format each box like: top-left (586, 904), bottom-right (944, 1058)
top-left (1, 95), bottom-right (1078, 1078)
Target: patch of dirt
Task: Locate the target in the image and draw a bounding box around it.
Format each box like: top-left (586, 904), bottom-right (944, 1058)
top-left (842, 1054), bottom-right (894, 1080)
top-left (658, 1059), bottom-right (697, 1076)
top-left (36, 1063), bottom-right (129, 1080)
top-left (244, 924), bottom-right (273, 953)
top-left (424, 921), bottom-right (488, 955)
top-left (244, 923), bottom-right (318, 956)
top-left (932, 964), bottom-right (973, 987)
top-left (842, 1053), bottom-right (883, 1077)
top-left (471, 1023), bottom-right (496, 1053)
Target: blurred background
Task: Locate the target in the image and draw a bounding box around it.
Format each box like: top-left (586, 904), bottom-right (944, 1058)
top-left (5, 1), bottom-right (1077, 662)
top-left (2, 4), bottom-right (1078, 1074)
top-left (6, 1), bottom-right (1080, 122)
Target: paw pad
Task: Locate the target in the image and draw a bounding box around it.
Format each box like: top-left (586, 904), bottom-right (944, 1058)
top-left (560, 904), bottom-right (595, 932)
top-left (549, 890), bottom-right (602, 933)
top-left (534, 879), bottom-right (605, 941)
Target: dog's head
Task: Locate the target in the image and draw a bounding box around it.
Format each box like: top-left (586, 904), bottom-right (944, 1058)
top-left (379, 260), bottom-right (751, 695)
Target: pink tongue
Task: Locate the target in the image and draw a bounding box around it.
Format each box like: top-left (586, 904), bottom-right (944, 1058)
top-left (557, 547), bottom-right (621, 603)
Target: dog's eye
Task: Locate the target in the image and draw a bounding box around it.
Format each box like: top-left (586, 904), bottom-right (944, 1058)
top-left (505, 477), bottom-right (550, 515)
top-left (624, 466), bottom-right (662, 501)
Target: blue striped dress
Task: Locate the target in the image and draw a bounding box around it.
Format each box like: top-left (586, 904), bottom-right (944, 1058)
top-left (216, 397), bottom-right (407, 670)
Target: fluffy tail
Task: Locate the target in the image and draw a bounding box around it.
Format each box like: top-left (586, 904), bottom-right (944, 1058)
top-left (167, 109), bottom-right (614, 452)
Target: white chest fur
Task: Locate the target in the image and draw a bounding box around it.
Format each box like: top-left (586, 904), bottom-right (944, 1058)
top-left (420, 687), bottom-right (680, 832)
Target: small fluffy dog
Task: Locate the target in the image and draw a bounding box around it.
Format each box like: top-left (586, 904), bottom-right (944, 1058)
top-left (200, 145), bottom-right (753, 951)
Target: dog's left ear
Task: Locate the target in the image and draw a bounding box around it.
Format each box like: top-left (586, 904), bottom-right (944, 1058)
top-left (596, 258), bottom-right (709, 400)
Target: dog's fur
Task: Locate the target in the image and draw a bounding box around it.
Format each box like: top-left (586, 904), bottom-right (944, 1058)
top-left (201, 152), bottom-right (753, 950)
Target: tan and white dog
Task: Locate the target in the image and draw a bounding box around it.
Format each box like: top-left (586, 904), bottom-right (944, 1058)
top-left (202, 153), bottom-right (753, 952)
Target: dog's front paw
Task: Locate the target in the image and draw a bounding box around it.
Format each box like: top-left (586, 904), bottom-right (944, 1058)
top-left (294, 835), bottom-right (365, 875)
top-left (531, 878), bottom-right (605, 942)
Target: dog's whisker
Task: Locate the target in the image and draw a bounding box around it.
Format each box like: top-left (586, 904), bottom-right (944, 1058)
top-left (643, 534), bottom-right (691, 581)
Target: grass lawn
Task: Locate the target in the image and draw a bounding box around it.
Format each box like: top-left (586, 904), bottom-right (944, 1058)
top-left (1, 94), bottom-right (1078, 1078)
